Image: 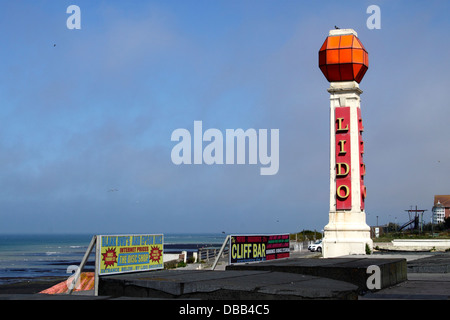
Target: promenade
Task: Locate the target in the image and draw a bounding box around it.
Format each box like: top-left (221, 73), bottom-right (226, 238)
top-left (359, 251), bottom-right (450, 299)
top-left (0, 250), bottom-right (449, 300)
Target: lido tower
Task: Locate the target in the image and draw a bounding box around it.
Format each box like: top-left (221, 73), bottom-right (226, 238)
top-left (318, 28), bottom-right (373, 258)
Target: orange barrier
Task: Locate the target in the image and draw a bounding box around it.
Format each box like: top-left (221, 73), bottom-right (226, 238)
top-left (40, 272), bottom-right (95, 294)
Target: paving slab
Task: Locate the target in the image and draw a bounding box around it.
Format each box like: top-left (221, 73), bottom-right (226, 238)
top-left (359, 273), bottom-right (450, 300)
top-left (406, 252), bottom-right (450, 273)
top-left (359, 252), bottom-right (450, 299)
top-left (98, 269), bottom-right (359, 300)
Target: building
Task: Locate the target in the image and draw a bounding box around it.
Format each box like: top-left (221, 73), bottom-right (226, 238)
top-left (432, 195), bottom-right (450, 224)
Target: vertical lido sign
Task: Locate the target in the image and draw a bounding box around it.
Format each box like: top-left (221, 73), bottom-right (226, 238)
top-left (229, 234), bottom-right (290, 264)
top-left (334, 106), bottom-right (366, 210)
top-left (97, 234), bottom-right (164, 275)
top-left (335, 107), bottom-right (352, 210)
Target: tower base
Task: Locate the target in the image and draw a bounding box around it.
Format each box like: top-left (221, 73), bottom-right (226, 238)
top-left (323, 211), bottom-right (373, 258)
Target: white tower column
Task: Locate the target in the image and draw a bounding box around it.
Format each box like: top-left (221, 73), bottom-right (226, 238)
top-left (322, 81), bottom-right (373, 258)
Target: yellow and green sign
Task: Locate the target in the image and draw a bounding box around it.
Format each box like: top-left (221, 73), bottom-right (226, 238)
top-left (97, 234), bottom-right (163, 275)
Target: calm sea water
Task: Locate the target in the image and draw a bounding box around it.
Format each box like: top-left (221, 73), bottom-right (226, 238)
top-left (0, 233), bottom-right (226, 285)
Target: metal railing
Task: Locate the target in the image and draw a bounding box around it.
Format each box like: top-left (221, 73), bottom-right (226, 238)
top-left (198, 239), bottom-right (311, 262)
top-left (198, 245), bottom-right (229, 262)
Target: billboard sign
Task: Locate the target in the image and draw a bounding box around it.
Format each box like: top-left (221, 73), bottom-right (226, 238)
top-left (229, 234), bottom-right (290, 264)
top-left (97, 234), bottom-right (164, 276)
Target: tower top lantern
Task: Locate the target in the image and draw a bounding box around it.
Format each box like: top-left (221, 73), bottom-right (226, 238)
top-left (318, 29), bottom-right (368, 83)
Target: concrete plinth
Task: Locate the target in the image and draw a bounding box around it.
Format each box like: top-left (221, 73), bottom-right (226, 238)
top-left (227, 256), bottom-right (406, 293)
top-left (98, 269), bottom-right (359, 300)
top-left (323, 211), bottom-right (373, 257)
top-left (97, 256), bottom-right (407, 298)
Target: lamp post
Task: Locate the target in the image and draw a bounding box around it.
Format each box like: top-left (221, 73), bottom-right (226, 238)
top-left (318, 28), bottom-right (373, 257)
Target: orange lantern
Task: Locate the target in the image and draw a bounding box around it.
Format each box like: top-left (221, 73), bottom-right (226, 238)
top-left (318, 32), bottom-right (368, 83)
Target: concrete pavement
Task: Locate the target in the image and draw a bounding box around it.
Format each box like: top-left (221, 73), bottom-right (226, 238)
top-left (1, 250), bottom-right (449, 300)
top-left (98, 269), bottom-right (359, 299)
top-left (97, 250), bottom-right (406, 299)
top-left (358, 251), bottom-right (450, 300)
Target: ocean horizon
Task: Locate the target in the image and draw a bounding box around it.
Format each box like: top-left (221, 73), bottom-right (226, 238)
top-left (0, 233), bottom-right (227, 285)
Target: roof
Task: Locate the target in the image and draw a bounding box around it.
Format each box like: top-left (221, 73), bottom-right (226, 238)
top-left (434, 195), bottom-right (450, 207)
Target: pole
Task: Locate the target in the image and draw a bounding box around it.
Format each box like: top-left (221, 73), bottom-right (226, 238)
top-left (68, 235), bottom-right (97, 295)
top-left (212, 235), bottom-right (230, 271)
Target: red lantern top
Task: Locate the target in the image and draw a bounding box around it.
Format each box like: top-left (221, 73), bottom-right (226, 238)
top-left (318, 29), bottom-right (368, 83)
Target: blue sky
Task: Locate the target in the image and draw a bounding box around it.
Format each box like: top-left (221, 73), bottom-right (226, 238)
top-left (1, 1), bottom-right (449, 234)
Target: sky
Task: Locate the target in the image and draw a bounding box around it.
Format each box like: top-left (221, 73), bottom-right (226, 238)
top-left (1, 0), bottom-right (449, 235)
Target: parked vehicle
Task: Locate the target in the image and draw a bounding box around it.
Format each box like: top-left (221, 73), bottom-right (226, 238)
top-left (308, 240), bottom-right (322, 252)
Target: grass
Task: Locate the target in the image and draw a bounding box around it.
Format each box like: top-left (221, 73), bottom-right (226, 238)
top-left (372, 230), bottom-right (450, 243)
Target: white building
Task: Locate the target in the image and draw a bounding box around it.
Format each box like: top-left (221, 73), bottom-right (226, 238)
top-left (432, 195), bottom-right (450, 224)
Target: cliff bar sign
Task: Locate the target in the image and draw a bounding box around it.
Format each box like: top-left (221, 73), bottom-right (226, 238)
top-left (229, 234), bottom-right (290, 264)
top-left (97, 234), bottom-right (164, 275)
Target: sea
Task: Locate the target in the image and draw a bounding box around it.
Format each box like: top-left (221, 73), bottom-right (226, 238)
top-left (0, 233), bottom-right (227, 285)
